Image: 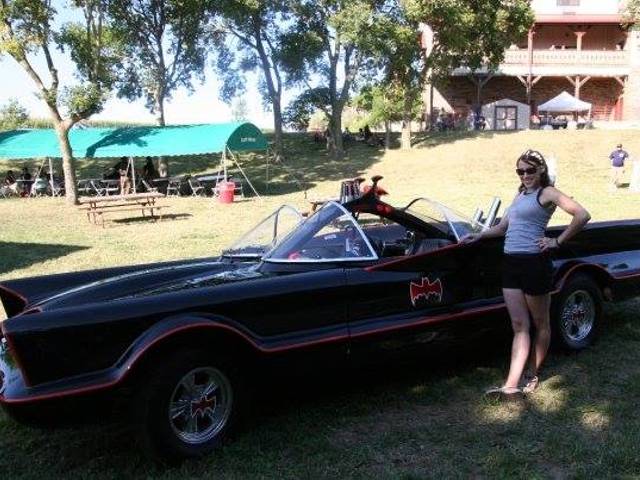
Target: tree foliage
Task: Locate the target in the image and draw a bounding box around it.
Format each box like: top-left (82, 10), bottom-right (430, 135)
top-left (408, 0), bottom-right (534, 81)
top-left (284, 87), bottom-right (331, 131)
top-left (107, 0), bottom-right (212, 125)
top-left (231, 96), bottom-right (248, 122)
top-left (0, 98), bottom-right (29, 130)
top-left (281, 0), bottom-right (385, 159)
top-left (0, 0), bottom-right (125, 204)
top-left (623, 0), bottom-right (640, 26)
top-left (212, 0), bottom-right (289, 159)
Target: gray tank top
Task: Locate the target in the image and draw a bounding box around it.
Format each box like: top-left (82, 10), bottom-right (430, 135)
top-left (504, 188), bottom-right (555, 254)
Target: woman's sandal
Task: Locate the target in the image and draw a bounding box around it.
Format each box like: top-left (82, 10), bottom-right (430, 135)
top-left (484, 386), bottom-right (523, 401)
top-left (522, 375), bottom-right (539, 394)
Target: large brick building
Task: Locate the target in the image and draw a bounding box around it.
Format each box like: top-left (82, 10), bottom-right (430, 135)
top-left (422, 0), bottom-right (640, 124)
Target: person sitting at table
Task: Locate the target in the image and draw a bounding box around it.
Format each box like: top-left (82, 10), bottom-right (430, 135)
top-left (1, 170), bottom-right (18, 196)
top-left (19, 166), bottom-right (33, 196)
top-left (118, 156), bottom-right (131, 195)
top-left (158, 159), bottom-right (169, 178)
top-left (142, 156), bottom-right (158, 180)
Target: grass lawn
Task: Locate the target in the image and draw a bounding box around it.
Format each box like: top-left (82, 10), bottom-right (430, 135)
top-left (0, 129), bottom-right (639, 478)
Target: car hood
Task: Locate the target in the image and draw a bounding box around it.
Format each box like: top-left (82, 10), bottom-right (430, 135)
top-left (0, 258), bottom-right (263, 316)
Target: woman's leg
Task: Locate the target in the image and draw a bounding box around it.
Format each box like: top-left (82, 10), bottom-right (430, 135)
top-left (524, 293), bottom-right (551, 376)
top-left (503, 288), bottom-right (531, 389)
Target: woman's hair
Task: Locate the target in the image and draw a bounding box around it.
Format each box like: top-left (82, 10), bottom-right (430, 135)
top-left (516, 149), bottom-right (552, 192)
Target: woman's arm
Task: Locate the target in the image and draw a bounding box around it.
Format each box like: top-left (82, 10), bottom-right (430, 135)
top-left (479, 212), bottom-right (509, 239)
top-left (538, 186), bottom-right (590, 251)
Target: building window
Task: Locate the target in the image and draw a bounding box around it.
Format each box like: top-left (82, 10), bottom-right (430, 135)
top-left (557, 0), bottom-right (580, 6)
top-left (495, 106), bottom-right (518, 131)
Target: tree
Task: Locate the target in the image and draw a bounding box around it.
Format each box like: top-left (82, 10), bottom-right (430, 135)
top-left (283, 87), bottom-right (330, 131)
top-left (212, 0), bottom-right (289, 160)
top-left (282, 0), bottom-right (385, 160)
top-left (355, 83), bottom-right (416, 149)
top-left (409, 0), bottom-right (534, 110)
top-left (0, 98), bottom-right (29, 130)
top-left (231, 96), bottom-right (248, 122)
top-left (0, 0), bottom-right (124, 204)
top-left (623, 0), bottom-right (640, 24)
top-left (107, 0), bottom-right (211, 126)
top-left (363, 3), bottom-right (425, 150)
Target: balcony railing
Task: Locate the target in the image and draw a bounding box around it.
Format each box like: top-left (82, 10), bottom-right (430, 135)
top-left (503, 49), bottom-right (629, 66)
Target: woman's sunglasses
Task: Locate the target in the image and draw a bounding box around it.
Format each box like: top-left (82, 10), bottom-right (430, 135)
top-left (516, 167), bottom-right (537, 176)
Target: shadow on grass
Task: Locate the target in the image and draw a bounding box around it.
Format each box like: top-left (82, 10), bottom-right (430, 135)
top-left (1, 301), bottom-right (637, 478)
top-left (0, 241), bottom-right (89, 276)
top-left (412, 129), bottom-right (522, 149)
top-left (112, 213), bottom-right (193, 225)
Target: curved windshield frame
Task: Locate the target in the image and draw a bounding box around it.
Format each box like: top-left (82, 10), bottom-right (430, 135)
top-left (264, 201), bottom-right (379, 263)
top-left (222, 205), bottom-right (304, 259)
top-left (404, 198), bottom-right (486, 241)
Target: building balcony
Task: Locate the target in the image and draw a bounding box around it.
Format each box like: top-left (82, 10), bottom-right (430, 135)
top-left (499, 49), bottom-right (630, 76)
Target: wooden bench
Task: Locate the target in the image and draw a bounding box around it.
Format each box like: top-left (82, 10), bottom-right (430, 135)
top-left (89, 204), bottom-right (169, 227)
top-left (78, 192), bottom-right (169, 227)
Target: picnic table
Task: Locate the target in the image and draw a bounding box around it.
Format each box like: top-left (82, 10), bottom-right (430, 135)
top-left (78, 192), bottom-right (168, 227)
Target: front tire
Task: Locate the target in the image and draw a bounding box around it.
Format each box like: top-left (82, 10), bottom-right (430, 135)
top-left (132, 349), bottom-right (241, 462)
top-left (551, 274), bottom-right (603, 350)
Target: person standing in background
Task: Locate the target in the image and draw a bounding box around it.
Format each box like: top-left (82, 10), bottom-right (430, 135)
top-left (609, 143), bottom-right (629, 189)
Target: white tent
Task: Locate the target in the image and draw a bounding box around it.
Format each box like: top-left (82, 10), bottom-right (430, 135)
top-left (538, 91), bottom-right (592, 114)
top-left (481, 98), bottom-right (530, 131)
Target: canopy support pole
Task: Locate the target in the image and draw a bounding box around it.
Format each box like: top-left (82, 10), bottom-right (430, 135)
top-left (128, 156), bottom-right (137, 194)
top-left (266, 147), bottom-right (270, 194)
top-left (226, 145), bottom-right (261, 200)
top-left (48, 157), bottom-right (55, 194)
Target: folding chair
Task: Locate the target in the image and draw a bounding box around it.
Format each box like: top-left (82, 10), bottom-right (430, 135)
top-left (30, 177), bottom-right (49, 197)
top-left (166, 177), bottom-right (182, 196)
top-left (77, 179), bottom-right (94, 196)
top-left (188, 177), bottom-right (206, 196)
top-left (91, 179), bottom-right (108, 196)
top-left (140, 178), bottom-right (159, 193)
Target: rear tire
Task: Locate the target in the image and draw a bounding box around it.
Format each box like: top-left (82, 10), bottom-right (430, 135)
top-left (132, 349), bottom-right (243, 462)
top-left (551, 274), bottom-right (603, 351)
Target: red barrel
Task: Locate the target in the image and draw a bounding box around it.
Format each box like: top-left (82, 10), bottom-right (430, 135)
top-left (218, 181), bottom-right (235, 204)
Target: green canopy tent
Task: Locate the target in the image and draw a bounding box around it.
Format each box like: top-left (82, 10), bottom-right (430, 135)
top-left (0, 122), bottom-right (269, 197)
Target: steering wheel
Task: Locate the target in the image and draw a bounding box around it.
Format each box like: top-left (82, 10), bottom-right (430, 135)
top-left (405, 230), bottom-right (419, 255)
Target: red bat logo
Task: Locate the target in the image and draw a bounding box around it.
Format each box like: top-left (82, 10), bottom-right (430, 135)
top-left (410, 276), bottom-right (443, 306)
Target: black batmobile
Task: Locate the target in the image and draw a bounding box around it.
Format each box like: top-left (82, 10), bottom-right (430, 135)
top-left (1, 177), bottom-right (640, 460)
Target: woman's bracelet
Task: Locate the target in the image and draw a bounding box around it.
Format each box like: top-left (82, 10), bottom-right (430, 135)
top-left (555, 237), bottom-right (562, 247)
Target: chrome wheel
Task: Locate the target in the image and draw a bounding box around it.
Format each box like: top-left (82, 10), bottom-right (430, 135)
top-left (168, 367), bottom-right (233, 445)
top-left (560, 289), bottom-right (595, 343)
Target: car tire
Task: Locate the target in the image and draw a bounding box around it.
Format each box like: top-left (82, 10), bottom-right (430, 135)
top-left (132, 348), bottom-right (243, 462)
top-left (551, 274), bottom-right (603, 351)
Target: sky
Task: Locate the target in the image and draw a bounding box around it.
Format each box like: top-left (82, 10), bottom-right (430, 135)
top-left (0, 2), bottom-right (281, 129)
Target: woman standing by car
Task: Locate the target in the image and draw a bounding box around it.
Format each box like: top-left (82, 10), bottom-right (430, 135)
top-left (463, 150), bottom-right (590, 398)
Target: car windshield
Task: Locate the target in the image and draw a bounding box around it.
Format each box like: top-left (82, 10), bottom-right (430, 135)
top-left (263, 201), bottom-right (378, 263)
top-left (222, 205), bottom-right (304, 259)
top-left (404, 198), bottom-right (485, 241)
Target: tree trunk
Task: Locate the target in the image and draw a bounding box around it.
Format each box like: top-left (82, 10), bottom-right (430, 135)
top-left (384, 120), bottom-right (391, 150)
top-left (54, 124), bottom-right (79, 205)
top-left (400, 117), bottom-right (411, 150)
top-left (331, 117), bottom-right (344, 160)
top-left (329, 101), bottom-right (345, 160)
top-left (155, 91), bottom-right (166, 126)
top-left (272, 93), bottom-right (285, 162)
top-left (401, 89), bottom-right (413, 150)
